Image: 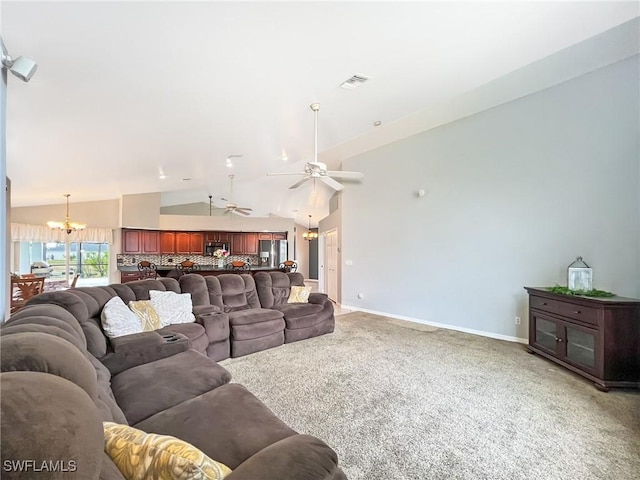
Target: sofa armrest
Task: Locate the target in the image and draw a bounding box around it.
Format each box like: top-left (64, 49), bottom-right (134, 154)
top-left (101, 331), bottom-right (190, 375)
top-left (195, 311), bottom-right (230, 344)
top-left (308, 292), bottom-right (330, 306)
top-left (225, 434), bottom-right (343, 480)
top-left (193, 304), bottom-right (221, 316)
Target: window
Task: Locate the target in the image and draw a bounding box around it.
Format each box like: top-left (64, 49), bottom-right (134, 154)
top-left (19, 241), bottom-right (110, 287)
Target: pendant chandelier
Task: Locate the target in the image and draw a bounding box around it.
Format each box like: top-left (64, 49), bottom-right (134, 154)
top-left (303, 214), bottom-right (318, 241)
top-left (47, 194), bottom-right (86, 235)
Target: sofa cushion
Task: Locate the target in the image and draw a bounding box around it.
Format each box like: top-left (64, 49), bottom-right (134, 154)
top-left (134, 383), bottom-right (297, 470)
top-left (228, 434), bottom-right (341, 479)
top-left (0, 372), bottom-right (105, 479)
top-left (0, 332), bottom-right (98, 400)
top-left (228, 308), bottom-right (284, 326)
top-left (25, 291), bottom-right (108, 357)
top-left (150, 290), bottom-right (196, 326)
top-left (273, 303), bottom-right (325, 326)
top-left (103, 422), bottom-right (232, 479)
top-left (0, 322), bottom-right (86, 352)
top-left (101, 296), bottom-right (143, 339)
top-left (111, 349), bottom-right (232, 424)
top-left (216, 274), bottom-right (261, 312)
top-left (8, 304), bottom-right (87, 347)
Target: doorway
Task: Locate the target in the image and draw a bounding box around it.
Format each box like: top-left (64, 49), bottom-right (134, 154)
top-left (325, 229), bottom-right (338, 303)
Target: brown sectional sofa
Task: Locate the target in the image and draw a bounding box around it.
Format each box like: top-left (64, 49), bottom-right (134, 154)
top-left (0, 272), bottom-right (344, 479)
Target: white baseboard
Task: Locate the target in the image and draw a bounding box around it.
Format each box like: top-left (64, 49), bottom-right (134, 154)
top-left (340, 305), bottom-right (528, 344)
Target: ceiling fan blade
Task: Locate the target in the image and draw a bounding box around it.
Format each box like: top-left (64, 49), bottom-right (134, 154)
top-left (289, 177), bottom-right (310, 190)
top-left (326, 170), bottom-right (364, 179)
top-left (320, 176), bottom-right (344, 191)
top-left (233, 209), bottom-right (252, 216)
top-left (266, 172), bottom-right (306, 177)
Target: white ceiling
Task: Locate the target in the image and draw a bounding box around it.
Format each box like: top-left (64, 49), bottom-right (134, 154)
top-left (2, 1), bottom-right (638, 227)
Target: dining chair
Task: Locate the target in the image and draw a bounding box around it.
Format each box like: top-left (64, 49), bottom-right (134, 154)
top-left (279, 260), bottom-right (297, 273)
top-left (11, 277), bottom-right (45, 313)
top-left (226, 260), bottom-right (250, 271)
top-left (176, 260), bottom-right (200, 275)
top-left (137, 261), bottom-right (158, 280)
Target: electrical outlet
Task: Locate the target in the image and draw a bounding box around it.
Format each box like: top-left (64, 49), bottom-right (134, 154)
top-left (515, 316), bottom-right (521, 325)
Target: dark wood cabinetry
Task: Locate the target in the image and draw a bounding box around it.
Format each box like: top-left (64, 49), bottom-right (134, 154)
top-left (123, 229), bottom-right (160, 254)
top-left (205, 231), bottom-right (230, 244)
top-left (175, 232), bottom-right (204, 255)
top-left (190, 232), bottom-right (204, 255)
top-left (141, 230), bottom-right (159, 254)
top-left (525, 287), bottom-right (640, 391)
top-left (244, 233), bottom-right (258, 255)
top-left (160, 232), bottom-right (176, 254)
top-left (230, 233), bottom-right (244, 255)
top-left (122, 229), bottom-right (141, 254)
top-left (122, 229), bottom-right (287, 256)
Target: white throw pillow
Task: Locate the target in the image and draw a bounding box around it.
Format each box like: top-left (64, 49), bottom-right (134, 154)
top-left (101, 296), bottom-right (143, 338)
top-left (149, 290), bottom-right (196, 326)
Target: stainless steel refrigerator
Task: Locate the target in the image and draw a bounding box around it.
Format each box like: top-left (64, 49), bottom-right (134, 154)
top-left (259, 240), bottom-right (288, 268)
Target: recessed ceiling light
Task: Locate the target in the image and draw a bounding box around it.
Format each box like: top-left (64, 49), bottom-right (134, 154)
top-left (159, 174), bottom-right (167, 180)
top-left (182, 178), bottom-right (191, 182)
top-left (373, 120), bottom-right (382, 127)
top-left (281, 149), bottom-right (288, 161)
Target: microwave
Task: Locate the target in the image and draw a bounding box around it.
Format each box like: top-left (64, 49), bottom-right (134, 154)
top-left (205, 242), bottom-right (228, 256)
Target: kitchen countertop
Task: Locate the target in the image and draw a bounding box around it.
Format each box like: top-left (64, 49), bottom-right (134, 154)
top-left (117, 265), bottom-right (281, 272)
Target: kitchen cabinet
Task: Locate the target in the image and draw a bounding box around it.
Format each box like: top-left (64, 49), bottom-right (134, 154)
top-left (160, 232), bottom-right (176, 254)
top-left (273, 232), bottom-right (287, 240)
top-left (122, 229), bottom-right (160, 254)
top-left (230, 233), bottom-right (244, 255)
top-left (122, 229), bottom-right (141, 254)
top-left (175, 232), bottom-right (204, 255)
top-left (120, 272), bottom-right (141, 283)
top-left (190, 232), bottom-right (204, 254)
top-left (205, 232), bottom-right (230, 244)
top-left (525, 287), bottom-right (640, 391)
top-left (244, 233), bottom-right (258, 255)
top-left (141, 230), bottom-right (160, 254)
top-left (258, 233), bottom-right (272, 241)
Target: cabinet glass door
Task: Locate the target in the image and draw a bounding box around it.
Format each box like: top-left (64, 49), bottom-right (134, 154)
top-left (534, 317), bottom-right (557, 352)
top-left (565, 326), bottom-right (596, 369)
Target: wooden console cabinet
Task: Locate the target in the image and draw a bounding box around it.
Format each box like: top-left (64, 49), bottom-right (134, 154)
top-left (525, 287), bottom-right (640, 391)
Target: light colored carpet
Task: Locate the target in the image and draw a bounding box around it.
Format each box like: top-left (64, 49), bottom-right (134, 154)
top-left (220, 312), bottom-right (640, 480)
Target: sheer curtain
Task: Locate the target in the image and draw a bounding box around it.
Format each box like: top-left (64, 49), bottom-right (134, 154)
top-left (11, 223), bottom-right (113, 244)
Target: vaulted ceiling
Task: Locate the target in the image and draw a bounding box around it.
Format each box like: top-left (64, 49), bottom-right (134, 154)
top-left (3, 1), bottom-right (638, 226)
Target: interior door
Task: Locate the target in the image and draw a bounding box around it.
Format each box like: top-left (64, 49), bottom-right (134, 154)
top-left (325, 229), bottom-right (338, 303)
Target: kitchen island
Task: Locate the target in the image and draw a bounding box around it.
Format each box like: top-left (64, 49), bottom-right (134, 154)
top-left (118, 265), bottom-right (284, 283)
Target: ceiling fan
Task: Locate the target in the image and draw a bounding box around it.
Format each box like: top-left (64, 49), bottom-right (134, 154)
top-left (221, 174), bottom-right (253, 216)
top-left (267, 103), bottom-right (364, 191)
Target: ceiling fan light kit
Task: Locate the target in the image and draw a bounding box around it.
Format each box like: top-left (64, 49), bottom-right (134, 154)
top-left (223, 174), bottom-right (253, 216)
top-left (267, 103), bottom-right (364, 192)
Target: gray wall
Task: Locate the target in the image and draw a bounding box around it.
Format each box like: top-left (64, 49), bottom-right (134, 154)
top-left (340, 55), bottom-right (640, 342)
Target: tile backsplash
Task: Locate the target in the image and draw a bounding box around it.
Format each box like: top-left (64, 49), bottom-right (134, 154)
top-left (117, 254), bottom-right (259, 267)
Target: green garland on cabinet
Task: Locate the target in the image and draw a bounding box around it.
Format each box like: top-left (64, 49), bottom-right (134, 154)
top-left (547, 285), bottom-right (615, 298)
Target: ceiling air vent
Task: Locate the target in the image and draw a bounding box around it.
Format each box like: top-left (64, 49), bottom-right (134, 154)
top-left (340, 73), bottom-right (370, 90)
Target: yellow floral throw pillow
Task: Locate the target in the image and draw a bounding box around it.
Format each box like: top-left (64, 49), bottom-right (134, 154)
top-left (128, 300), bottom-right (162, 332)
top-left (287, 286), bottom-right (312, 303)
top-left (103, 422), bottom-right (231, 480)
